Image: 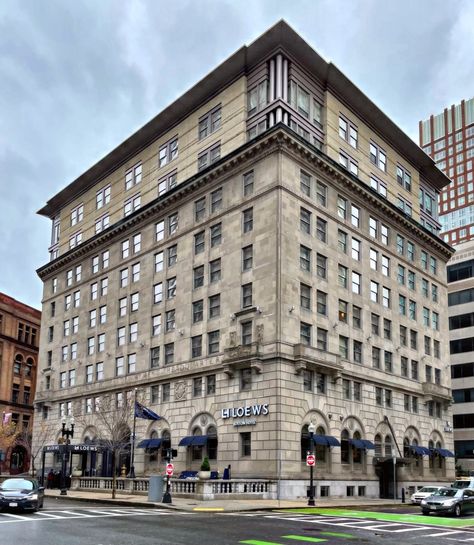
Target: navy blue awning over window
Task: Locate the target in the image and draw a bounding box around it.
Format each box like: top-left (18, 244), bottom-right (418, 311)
top-left (312, 435), bottom-right (341, 447)
top-left (349, 439), bottom-right (375, 450)
top-left (410, 445), bottom-right (431, 456)
top-left (433, 448), bottom-right (454, 458)
top-left (138, 438), bottom-right (162, 449)
top-left (179, 436), bottom-right (208, 447)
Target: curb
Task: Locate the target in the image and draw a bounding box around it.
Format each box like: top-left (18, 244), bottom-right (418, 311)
top-left (45, 493), bottom-right (177, 510)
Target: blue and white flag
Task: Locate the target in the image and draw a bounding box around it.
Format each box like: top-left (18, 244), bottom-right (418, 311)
top-left (135, 401), bottom-right (161, 421)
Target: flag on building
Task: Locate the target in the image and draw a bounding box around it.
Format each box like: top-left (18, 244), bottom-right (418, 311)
top-left (134, 401), bottom-right (161, 421)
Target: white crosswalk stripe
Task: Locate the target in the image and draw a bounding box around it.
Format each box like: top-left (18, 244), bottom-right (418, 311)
top-left (0, 507), bottom-right (191, 524)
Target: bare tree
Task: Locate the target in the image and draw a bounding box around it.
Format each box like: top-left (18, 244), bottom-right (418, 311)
top-left (78, 392), bottom-right (134, 499)
top-left (18, 420), bottom-right (57, 477)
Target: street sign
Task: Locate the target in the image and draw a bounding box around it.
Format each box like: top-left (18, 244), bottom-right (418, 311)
top-left (166, 463), bottom-right (174, 476)
top-left (306, 454), bottom-right (315, 467)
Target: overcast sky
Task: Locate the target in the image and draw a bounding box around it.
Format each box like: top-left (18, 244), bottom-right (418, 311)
top-left (1, 0), bottom-right (473, 310)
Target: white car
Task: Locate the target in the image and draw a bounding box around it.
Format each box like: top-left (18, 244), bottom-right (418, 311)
top-left (411, 486), bottom-right (445, 504)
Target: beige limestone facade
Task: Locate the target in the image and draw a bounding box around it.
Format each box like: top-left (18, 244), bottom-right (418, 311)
top-left (34, 21), bottom-right (455, 499)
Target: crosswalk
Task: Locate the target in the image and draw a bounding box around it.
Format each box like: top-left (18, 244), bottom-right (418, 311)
top-left (0, 507), bottom-right (192, 524)
top-left (221, 512), bottom-right (474, 542)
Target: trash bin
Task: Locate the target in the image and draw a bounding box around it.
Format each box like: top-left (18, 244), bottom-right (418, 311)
top-left (148, 475), bottom-right (164, 502)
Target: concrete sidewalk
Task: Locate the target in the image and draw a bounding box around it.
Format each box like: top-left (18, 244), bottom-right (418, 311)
top-left (45, 489), bottom-right (408, 512)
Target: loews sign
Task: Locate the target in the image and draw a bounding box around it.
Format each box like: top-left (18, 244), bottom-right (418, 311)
top-left (221, 404), bottom-right (269, 426)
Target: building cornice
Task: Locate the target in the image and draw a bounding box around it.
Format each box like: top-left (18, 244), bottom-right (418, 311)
top-left (38, 20), bottom-right (449, 219)
top-left (37, 124), bottom-right (453, 280)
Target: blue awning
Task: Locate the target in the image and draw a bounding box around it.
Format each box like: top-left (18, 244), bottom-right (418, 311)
top-left (137, 438), bottom-right (162, 449)
top-left (433, 448), bottom-right (455, 458)
top-left (179, 436), bottom-right (208, 447)
top-left (410, 445), bottom-right (431, 456)
top-left (313, 435), bottom-right (341, 447)
top-left (348, 439), bottom-right (375, 450)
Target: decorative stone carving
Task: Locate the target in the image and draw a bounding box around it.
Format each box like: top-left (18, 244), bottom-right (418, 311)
top-left (229, 331), bottom-right (237, 347)
top-left (175, 381), bottom-right (186, 400)
top-left (200, 415), bottom-right (208, 426)
top-left (256, 324), bottom-right (264, 344)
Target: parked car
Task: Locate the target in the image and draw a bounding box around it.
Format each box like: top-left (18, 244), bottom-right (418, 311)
top-left (421, 487), bottom-right (474, 517)
top-left (410, 486), bottom-right (445, 504)
top-left (453, 478), bottom-right (474, 489)
top-left (0, 478), bottom-right (44, 511)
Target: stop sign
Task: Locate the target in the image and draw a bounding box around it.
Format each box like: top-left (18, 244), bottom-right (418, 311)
top-left (306, 454), bottom-right (315, 467)
top-left (166, 463), bottom-right (174, 476)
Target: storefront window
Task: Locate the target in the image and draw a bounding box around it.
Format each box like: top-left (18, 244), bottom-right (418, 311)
top-left (207, 426), bottom-right (218, 460)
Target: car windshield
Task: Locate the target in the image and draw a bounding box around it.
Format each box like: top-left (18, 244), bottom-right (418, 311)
top-left (436, 488), bottom-right (457, 497)
top-left (0, 479), bottom-right (34, 491)
top-left (454, 481), bottom-right (470, 488)
top-left (419, 487), bottom-right (438, 493)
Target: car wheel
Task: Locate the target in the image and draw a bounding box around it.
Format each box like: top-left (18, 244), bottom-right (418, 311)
top-left (454, 504), bottom-right (462, 517)
top-left (422, 510), bottom-right (430, 516)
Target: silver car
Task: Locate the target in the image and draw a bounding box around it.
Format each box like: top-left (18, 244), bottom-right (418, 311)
top-left (411, 486), bottom-right (444, 504)
top-left (421, 487), bottom-right (474, 517)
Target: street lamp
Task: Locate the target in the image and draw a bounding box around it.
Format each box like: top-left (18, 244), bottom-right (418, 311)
top-left (60, 417), bottom-right (74, 496)
top-left (308, 422), bottom-right (316, 507)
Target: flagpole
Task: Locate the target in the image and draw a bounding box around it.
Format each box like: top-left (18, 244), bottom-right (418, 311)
top-left (129, 388), bottom-right (137, 479)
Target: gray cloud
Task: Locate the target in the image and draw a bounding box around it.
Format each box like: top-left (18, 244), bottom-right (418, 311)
top-left (0, 0), bottom-right (472, 308)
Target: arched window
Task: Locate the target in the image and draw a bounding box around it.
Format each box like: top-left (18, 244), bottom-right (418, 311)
top-left (13, 354), bottom-right (22, 375)
top-left (436, 440), bottom-right (443, 469)
top-left (374, 434), bottom-right (382, 456)
top-left (315, 426), bottom-right (326, 463)
top-left (341, 429), bottom-right (350, 464)
top-left (353, 430), bottom-right (362, 464)
top-left (428, 439), bottom-right (435, 469)
top-left (412, 438), bottom-right (420, 467)
top-left (301, 425), bottom-right (309, 461)
top-left (149, 430), bottom-right (159, 462)
top-left (161, 430), bottom-right (171, 461)
top-left (25, 357), bottom-right (34, 377)
top-left (207, 426), bottom-right (218, 460)
top-left (192, 428), bottom-right (202, 461)
top-left (384, 435), bottom-right (392, 457)
top-left (403, 437), bottom-right (410, 458)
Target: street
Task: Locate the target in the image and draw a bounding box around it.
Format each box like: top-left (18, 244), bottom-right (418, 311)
top-left (2, 499), bottom-right (474, 545)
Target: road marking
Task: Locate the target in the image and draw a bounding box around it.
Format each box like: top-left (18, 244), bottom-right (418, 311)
top-left (240, 541), bottom-right (285, 545)
top-left (282, 535), bottom-right (327, 542)
top-left (34, 512), bottom-right (64, 518)
top-left (391, 526), bottom-right (433, 533)
top-left (319, 532), bottom-right (355, 539)
top-left (0, 513), bottom-right (31, 521)
top-left (424, 530), bottom-right (465, 537)
top-left (193, 507), bottom-right (225, 512)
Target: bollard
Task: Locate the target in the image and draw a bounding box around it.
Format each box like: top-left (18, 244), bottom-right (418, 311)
top-left (401, 487), bottom-right (405, 503)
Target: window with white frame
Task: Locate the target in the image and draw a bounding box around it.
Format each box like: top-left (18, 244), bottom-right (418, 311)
top-left (199, 105), bottom-right (221, 139)
top-left (69, 231), bottom-right (82, 249)
top-left (159, 137), bottom-right (178, 167)
top-left (95, 214), bottom-right (110, 234)
top-left (198, 143), bottom-right (221, 171)
top-left (124, 194), bottom-right (141, 217)
top-left (96, 185), bottom-right (111, 209)
top-left (158, 171), bottom-right (177, 196)
top-left (125, 163), bottom-right (142, 191)
top-left (369, 141), bottom-right (387, 172)
top-left (70, 204), bottom-right (84, 226)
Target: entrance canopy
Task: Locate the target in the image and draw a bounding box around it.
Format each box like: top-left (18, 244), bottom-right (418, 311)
top-left (179, 436), bottom-right (208, 447)
top-left (312, 435), bottom-right (340, 447)
top-left (349, 439), bottom-right (375, 450)
top-left (43, 444), bottom-right (102, 453)
top-left (137, 438), bottom-right (162, 449)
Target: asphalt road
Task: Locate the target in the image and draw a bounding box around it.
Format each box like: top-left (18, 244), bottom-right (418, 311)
top-left (2, 499), bottom-right (474, 545)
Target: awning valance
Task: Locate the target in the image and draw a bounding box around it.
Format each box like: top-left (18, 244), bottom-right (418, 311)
top-left (349, 439), bottom-right (375, 450)
top-left (179, 436), bottom-right (208, 447)
top-left (312, 435), bottom-right (340, 447)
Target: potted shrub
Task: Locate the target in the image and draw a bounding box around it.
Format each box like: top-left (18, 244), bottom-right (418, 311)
top-left (198, 456), bottom-right (211, 480)
top-left (72, 466), bottom-right (82, 477)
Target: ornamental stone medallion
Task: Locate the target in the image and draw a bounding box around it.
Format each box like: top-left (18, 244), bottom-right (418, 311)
top-left (175, 381), bottom-right (186, 400)
top-left (200, 415), bottom-right (208, 427)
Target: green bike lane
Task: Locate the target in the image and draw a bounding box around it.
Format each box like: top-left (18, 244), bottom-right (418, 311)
top-left (282, 507), bottom-right (474, 528)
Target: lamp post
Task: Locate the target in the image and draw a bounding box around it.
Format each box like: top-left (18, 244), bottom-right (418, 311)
top-left (308, 422), bottom-right (316, 507)
top-left (60, 417), bottom-right (74, 496)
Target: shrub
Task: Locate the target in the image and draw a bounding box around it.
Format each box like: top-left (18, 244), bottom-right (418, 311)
top-left (200, 456), bottom-right (210, 471)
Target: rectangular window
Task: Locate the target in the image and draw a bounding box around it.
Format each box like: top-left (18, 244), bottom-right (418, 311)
top-left (159, 137), bottom-right (178, 167)
top-left (300, 208), bottom-right (311, 234)
top-left (210, 223), bottom-right (222, 247)
top-left (96, 185), bottom-right (111, 209)
top-left (372, 347), bottom-right (381, 369)
top-left (240, 432), bottom-right (251, 457)
top-left (167, 277), bottom-right (176, 299)
top-left (198, 143), bottom-right (220, 170)
top-left (242, 321), bottom-right (253, 346)
top-left (193, 265), bottom-right (204, 289)
top-left (193, 300), bottom-right (204, 323)
top-left (124, 194), bottom-right (141, 216)
top-left (351, 238), bottom-right (360, 260)
top-left (316, 254), bottom-right (327, 279)
top-left (337, 196), bottom-right (347, 219)
top-left (164, 343), bottom-right (174, 365)
top-left (153, 282), bottom-right (163, 304)
top-left (199, 105), bottom-right (221, 139)
top-left (194, 231), bottom-right (205, 254)
top-left (338, 265), bottom-right (348, 288)
top-left (338, 230), bottom-right (347, 253)
top-left (300, 322), bottom-right (311, 345)
top-left (209, 294), bottom-right (220, 319)
top-left (152, 314), bottom-right (162, 336)
top-left (370, 141), bottom-right (387, 172)
top-left (351, 272), bottom-right (361, 294)
top-left (316, 328), bottom-right (327, 351)
top-left (210, 188), bottom-right (222, 213)
top-left (191, 336), bottom-right (202, 359)
top-left (208, 330), bottom-right (220, 354)
top-left (242, 283), bottom-right (253, 308)
top-left (243, 171), bottom-right (254, 196)
top-left (165, 310), bottom-right (175, 332)
top-left (300, 170), bottom-right (311, 196)
top-left (316, 291), bottom-right (327, 315)
top-left (300, 245), bottom-right (311, 272)
top-left (316, 180), bottom-right (327, 206)
top-left (150, 347), bottom-right (160, 369)
top-left (167, 245), bottom-right (177, 267)
top-left (209, 259), bottom-right (221, 283)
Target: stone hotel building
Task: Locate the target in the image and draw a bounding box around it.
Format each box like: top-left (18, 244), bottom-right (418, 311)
top-left (34, 21), bottom-right (454, 498)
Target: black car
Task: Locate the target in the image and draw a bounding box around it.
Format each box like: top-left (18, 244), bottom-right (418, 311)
top-left (0, 478), bottom-right (44, 511)
top-left (421, 487), bottom-right (474, 517)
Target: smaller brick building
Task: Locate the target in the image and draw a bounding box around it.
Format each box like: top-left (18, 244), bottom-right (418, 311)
top-left (0, 293), bottom-right (40, 473)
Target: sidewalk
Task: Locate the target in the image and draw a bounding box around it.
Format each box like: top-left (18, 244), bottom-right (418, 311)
top-left (45, 489), bottom-right (408, 512)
